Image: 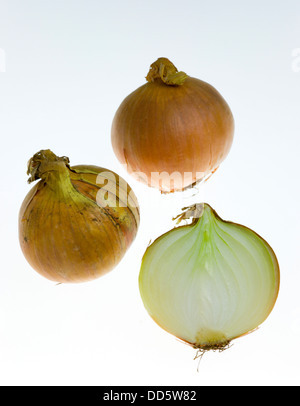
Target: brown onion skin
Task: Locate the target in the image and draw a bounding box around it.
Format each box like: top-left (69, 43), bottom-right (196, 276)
top-left (19, 150), bottom-right (140, 283)
top-left (111, 61), bottom-right (234, 193)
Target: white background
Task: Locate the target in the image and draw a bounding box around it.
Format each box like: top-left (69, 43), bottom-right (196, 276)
top-left (0, 0), bottom-right (300, 386)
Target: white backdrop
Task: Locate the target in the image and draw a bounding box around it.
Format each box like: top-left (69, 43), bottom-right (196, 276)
top-left (0, 0), bottom-right (300, 386)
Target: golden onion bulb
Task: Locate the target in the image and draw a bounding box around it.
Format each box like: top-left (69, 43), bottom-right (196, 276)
top-left (19, 150), bottom-right (140, 283)
top-left (111, 57), bottom-right (234, 193)
top-left (139, 204), bottom-right (280, 353)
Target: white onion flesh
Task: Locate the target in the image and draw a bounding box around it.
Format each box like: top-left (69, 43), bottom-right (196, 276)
top-left (139, 204), bottom-right (280, 350)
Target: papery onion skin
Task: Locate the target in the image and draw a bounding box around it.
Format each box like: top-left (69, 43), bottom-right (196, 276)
top-left (111, 58), bottom-right (234, 193)
top-left (19, 150), bottom-right (140, 283)
top-left (139, 204), bottom-right (280, 351)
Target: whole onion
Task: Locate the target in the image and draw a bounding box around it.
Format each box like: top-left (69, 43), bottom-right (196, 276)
top-left (111, 57), bottom-right (234, 193)
top-left (19, 149), bottom-right (140, 283)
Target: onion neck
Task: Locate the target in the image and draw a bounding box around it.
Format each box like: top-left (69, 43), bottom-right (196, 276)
top-left (146, 57), bottom-right (188, 86)
top-left (27, 149), bottom-right (74, 194)
top-left (173, 203), bottom-right (206, 224)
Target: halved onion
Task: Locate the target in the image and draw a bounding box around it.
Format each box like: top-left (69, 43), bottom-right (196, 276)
top-left (139, 204), bottom-right (280, 353)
